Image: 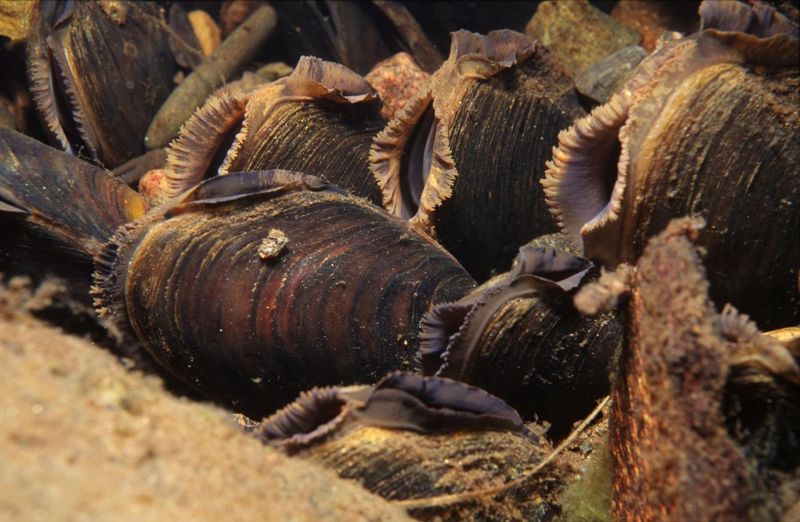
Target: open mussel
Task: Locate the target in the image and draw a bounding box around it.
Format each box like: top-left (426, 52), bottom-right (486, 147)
top-left (371, 29), bottom-right (585, 280)
top-left (162, 56), bottom-right (386, 205)
top-left (258, 372), bottom-right (563, 521)
top-left (542, 0), bottom-right (800, 329)
top-left (419, 237), bottom-right (623, 436)
top-left (26, 1), bottom-right (177, 168)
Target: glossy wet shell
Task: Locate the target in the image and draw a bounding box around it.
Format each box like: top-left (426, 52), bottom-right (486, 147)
top-left (543, 3), bottom-right (800, 329)
top-left (617, 64), bottom-right (799, 329)
top-left (433, 49), bottom-right (584, 280)
top-left (0, 128), bottom-right (145, 256)
top-left (371, 31), bottom-right (585, 281)
top-left (258, 373), bottom-right (560, 522)
top-left (27, 1), bottom-right (176, 167)
top-left (228, 99), bottom-right (385, 203)
top-left (419, 241), bottom-right (623, 435)
top-left (0, 128), bottom-right (146, 300)
top-left (100, 184), bottom-right (474, 416)
top-left (438, 296), bottom-right (622, 436)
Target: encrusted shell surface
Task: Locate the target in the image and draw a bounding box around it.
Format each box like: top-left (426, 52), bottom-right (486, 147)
top-left (259, 373), bottom-right (563, 522)
top-left (163, 57), bottom-right (386, 204)
top-left (27, 1), bottom-right (177, 168)
top-left (542, 0), bottom-right (800, 329)
top-left (419, 240), bottom-right (623, 436)
top-left (371, 29), bottom-right (585, 280)
top-left (92, 170), bottom-right (475, 416)
top-left (611, 217), bottom-right (800, 521)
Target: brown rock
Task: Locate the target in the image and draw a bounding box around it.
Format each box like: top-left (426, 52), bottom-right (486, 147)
top-left (0, 0), bottom-right (37, 41)
top-left (526, 0), bottom-right (641, 77)
top-left (365, 52), bottom-right (430, 120)
top-left (612, 1), bottom-right (700, 52)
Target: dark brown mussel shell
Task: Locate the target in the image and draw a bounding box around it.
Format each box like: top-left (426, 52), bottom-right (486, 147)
top-left (27, 0), bottom-right (177, 167)
top-left (0, 128), bottom-right (146, 296)
top-left (371, 29), bottom-right (585, 280)
top-left (258, 372), bottom-right (563, 521)
top-left (92, 170), bottom-right (475, 416)
top-left (611, 217), bottom-right (800, 521)
top-left (419, 238), bottom-right (624, 437)
top-left (543, 0), bottom-right (800, 329)
top-left (163, 57), bottom-right (386, 205)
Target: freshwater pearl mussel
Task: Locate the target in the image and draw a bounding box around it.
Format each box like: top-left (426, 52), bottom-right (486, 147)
top-left (26, 0), bottom-right (177, 168)
top-left (161, 55), bottom-right (386, 205)
top-left (370, 28), bottom-right (585, 280)
top-left (0, 120), bottom-right (622, 444)
top-left (0, 127), bottom-right (475, 416)
top-left (258, 372), bottom-right (566, 521)
top-left (419, 236), bottom-right (623, 436)
top-left (542, 0), bottom-right (800, 329)
top-left (2, 1), bottom-right (798, 518)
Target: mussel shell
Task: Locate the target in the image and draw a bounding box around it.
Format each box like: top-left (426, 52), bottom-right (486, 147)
top-left (0, 128), bottom-right (146, 297)
top-left (543, 2), bottom-right (800, 329)
top-left (228, 98), bottom-right (385, 204)
top-left (434, 55), bottom-right (583, 280)
top-left (371, 30), bottom-right (585, 280)
top-left (617, 63), bottom-right (799, 330)
top-left (164, 57), bottom-right (386, 205)
top-left (259, 373), bottom-right (562, 522)
top-left (27, 1), bottom-right (176, 167)
top-left (94, 171), bottom-right (475, 416)
top-left (420, 242), bottom-right (623, 436)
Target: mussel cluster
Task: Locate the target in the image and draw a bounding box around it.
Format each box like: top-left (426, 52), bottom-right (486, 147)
top-left (1, 1), bottom-right (798, 520)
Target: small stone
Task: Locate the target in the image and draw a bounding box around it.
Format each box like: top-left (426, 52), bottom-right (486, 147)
top-left (188, 10), bottom-right (223, 57)
top-left (612, 1), bottom-right (700, 53)
top-left (575, 45), bottom-right (647, 104)
top-left (366, 52), bottom-right (430, 121)
top-left (0, 0), bottom-right (37, 41)
top-left (526, 0), bottom-right (641, 77)
top-left (138, 169), bottom-right (170, 207)
top-left (258, 229), bottom-right (289, 261)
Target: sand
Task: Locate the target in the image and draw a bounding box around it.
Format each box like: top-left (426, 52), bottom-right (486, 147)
top-left (0, 280), bottom-right (411, 522)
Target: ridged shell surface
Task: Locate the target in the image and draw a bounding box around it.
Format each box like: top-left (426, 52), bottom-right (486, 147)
top-left (229, 99), bottom-right (385, 203)
top-left (102, 175), bottom-right (474, 416)
top-left (27, 1), bottom-right (176, 167)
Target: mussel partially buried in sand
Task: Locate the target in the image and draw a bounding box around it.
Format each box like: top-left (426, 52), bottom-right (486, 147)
top-left (258, 372), bottom-right (564, 522)
top-left (5, 129), bottom-right (477, 420)
top-left (419, 238), bottom-right (624, 436)
top-left (92, 169), bottom-right (476, 416)
top-left (371, 29), bottom-right (585, 280)
top-left (542, 0), bottom-right (800, 329)
top-left (162, 56), bottom-right (386, 205)
top-left (26, 0), bottom-right (177, 168)
top-left (1, 128), bottom-right (476, 416)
